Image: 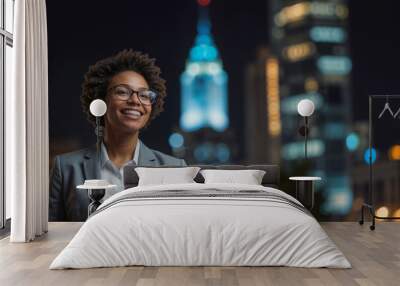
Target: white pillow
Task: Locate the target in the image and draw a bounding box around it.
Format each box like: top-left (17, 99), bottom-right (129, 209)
top-left (200, 169), bottom-right (266, 185)
top-left (135, 167), bottom-right (201, 186)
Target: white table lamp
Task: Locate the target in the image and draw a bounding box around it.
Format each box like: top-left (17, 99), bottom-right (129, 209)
top-left (297, 99), bottom-right (315, 160)
top-left (89, 99), bottom-right (107, 163)
top-left (90, 99), bottom-right (107, 117)
top-left (297, 99), bottom-right (315, 117)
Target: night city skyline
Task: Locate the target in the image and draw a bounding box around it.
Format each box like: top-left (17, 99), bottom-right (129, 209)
top-left (47, 1), bottom-right (400, 157)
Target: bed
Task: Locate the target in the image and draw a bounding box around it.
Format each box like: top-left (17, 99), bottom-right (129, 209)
top-left (49, 165), bottom-right (351, 269)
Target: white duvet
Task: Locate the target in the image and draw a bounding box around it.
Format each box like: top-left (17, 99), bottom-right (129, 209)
top-left (50, 183), bottom-right (351, 269)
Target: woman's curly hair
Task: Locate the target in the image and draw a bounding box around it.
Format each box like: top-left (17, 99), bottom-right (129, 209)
top-left (81, 49), bottom-right (167, 128)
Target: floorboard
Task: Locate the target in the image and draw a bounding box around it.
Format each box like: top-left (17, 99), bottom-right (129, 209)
top-left (0, 222), bottom-right (399, 286)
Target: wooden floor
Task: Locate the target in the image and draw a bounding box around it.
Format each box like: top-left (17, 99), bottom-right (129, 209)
top-left (0, 222), bottom-right (399, 286)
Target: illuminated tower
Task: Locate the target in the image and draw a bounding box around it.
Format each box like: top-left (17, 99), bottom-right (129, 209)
top-left (180, 0), bottom-right (228, 132)
top-left (270, 0), bottom-right (353, 217)
top-left (244, 47), bottom-right (281, 165)
top-left (172, 0), bottom-right (233, 164)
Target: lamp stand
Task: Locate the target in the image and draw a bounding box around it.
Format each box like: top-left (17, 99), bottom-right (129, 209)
top-left (304, 116), bottom-right (308, 160)
top-left (95, 116), bottom-right (103, 164)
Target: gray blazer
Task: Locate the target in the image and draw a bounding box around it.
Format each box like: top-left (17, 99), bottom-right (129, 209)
top-left (49, 142), bottom-right (186, 222)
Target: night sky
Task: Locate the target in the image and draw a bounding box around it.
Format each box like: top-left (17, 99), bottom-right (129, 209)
top-left (46, 0), bottom-right (400, 158)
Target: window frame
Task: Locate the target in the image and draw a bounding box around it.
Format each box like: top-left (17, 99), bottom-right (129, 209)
top-left (0, 0), bottom-right (14, 231)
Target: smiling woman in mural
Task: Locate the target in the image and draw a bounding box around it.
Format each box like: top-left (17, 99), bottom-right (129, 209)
top-left (49, 49), bottom-right (186, 222)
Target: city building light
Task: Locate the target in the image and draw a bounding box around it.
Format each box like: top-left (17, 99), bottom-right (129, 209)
top-left (331, 191), bottom-right (352, 213)
top-left (388, 145), bottom-right (400, 160)
top-left (282, 139), bottom-right (325, 160)
top-left (275, 2), bottom-right (348, 27)
top-left (274, 2), bottom-right (310, 27)
top-left (215, 143), bottom-right (230, 162)
top-left (180, 108), bottom-right (204, 131)
top-left (310, 26), bottom-right (347, 43)
top-left (321, 188), bottom-right (353, 215)
top-left (186, 62), bottom-right (222, 77)
top-left (364, 148), bottom-right (377, 165)
top-left (169, 133), bottom-right (184, 149)
top-left (335, 4), bottom-right (349, 19)
top-left (317, 55), bottom-right (352, 75)
top-left (320, 176), bottom-right (352, 215)
top-left (207, 62), bottom-right (222, 75)
top-left (346, 133), bottom-right (360, 151)
top-left (376, 206), bottom-right (389, 218)
top-left (304, 77), bottom-right (319, 92)
top-left (310, 2), bottom-right (348, 19)
top-left (197, 0), bottom-right (211, 7)
top-left (283, 42), bottom-right (315, 62)
top-left (208, 109), bottom-right (228, 132)
top-left (187, 63), bottom-right (201, 76)
top-left (265, 58), bottom-right (281, 137)
top-left (324, 123), bottom-right (346, 140)
top-left (194, 143), bottom-right (213, 162)
top-left (190, 44), bottom-right (218, 62)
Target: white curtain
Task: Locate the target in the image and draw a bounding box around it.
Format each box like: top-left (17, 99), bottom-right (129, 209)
top-left (6, 0), bottom-right (49, 242)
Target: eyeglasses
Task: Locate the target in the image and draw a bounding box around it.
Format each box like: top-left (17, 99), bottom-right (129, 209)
top-left (108, 84), bottom-right (157, 105)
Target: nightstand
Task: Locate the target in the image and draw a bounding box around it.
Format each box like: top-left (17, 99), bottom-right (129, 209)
top-left (77, 181), bottom-right (116, 217)
top-left (289, 177), bottom-right (321, 210)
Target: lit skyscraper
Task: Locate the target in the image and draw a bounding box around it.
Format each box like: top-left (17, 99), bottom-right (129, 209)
top-left (180, 0), bottom-right (228, 133)
top-left (270, 0), bottom-right (353, 217)
top-left (244, 47), bottom-right (281, 165)
top-left (172, 0), bottom-right (234, 164)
